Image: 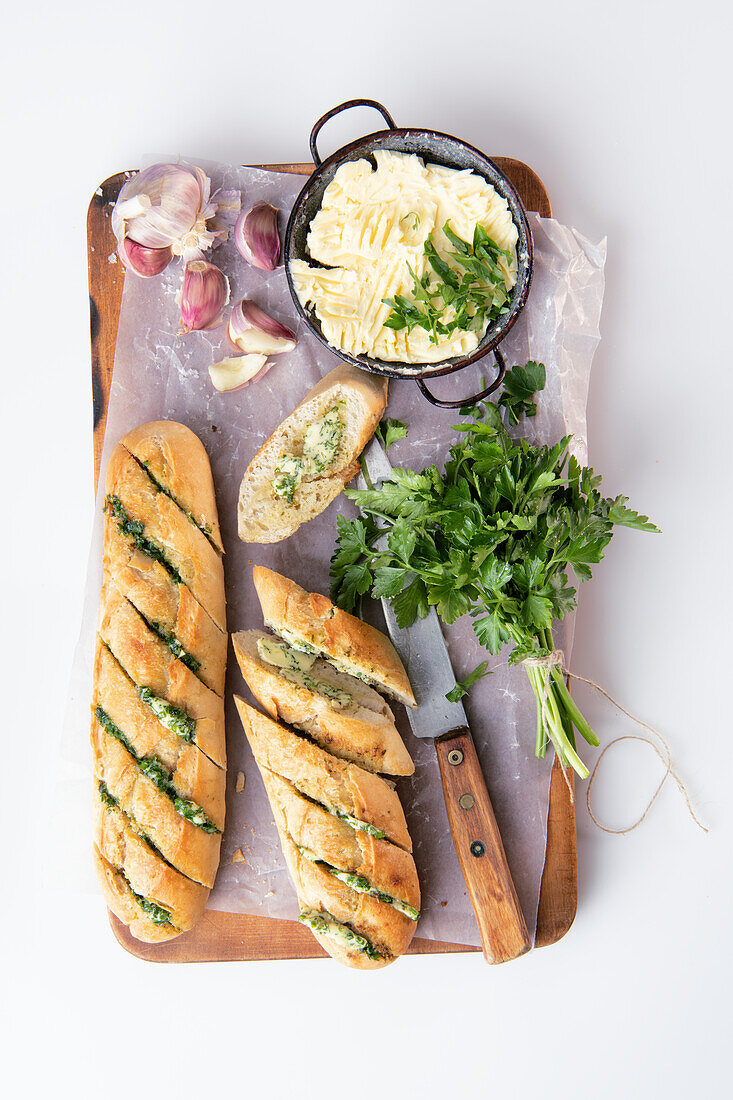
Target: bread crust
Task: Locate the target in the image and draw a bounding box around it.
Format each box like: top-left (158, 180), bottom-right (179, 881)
top-left (234, 697), bottom-right (411, 851)
top-left (94, 422), bottom-right (226, 942)
top-left (105, 443), bottom-right (226, 630)
top-left (253, 566), bottom-right (416, 708)
top-left (121, 420), bottom-right (224, 554)
top-left (233, 630), bottom-right (413, 776)
top-left (237, 363), bottom-right (387, 543)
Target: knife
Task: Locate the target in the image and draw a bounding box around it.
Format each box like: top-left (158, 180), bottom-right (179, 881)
top-left (359, 437), bottom-right (531, 964)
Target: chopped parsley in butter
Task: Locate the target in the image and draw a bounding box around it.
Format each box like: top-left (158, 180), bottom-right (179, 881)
top-left (271, 406), bottom-right (343, 503)
top-left (298, 846), bottom-right (419, 921)
top-left (256, 636), bottom-right (352, 708)
top-left (298, 909), bottom-right (382, 960)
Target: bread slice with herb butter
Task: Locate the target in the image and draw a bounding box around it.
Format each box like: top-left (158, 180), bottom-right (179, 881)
top-left (233, 629), bottom-right (414, 776)
top-left (237, 363), bottom-right (387, 543)
top-left (253, 566), bottom-right (416, 708)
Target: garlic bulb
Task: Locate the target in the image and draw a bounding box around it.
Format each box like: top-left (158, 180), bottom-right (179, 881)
top-left (112, 163), bottom-right (241, 274)
top-left (228, 300), bottom-right (296, 355)
top-left (209, 354), bottom-right (270, 392)
top-left (234, 203), bottom-right (280, 270)
top-left (179, 261), bottom-right (230, 333)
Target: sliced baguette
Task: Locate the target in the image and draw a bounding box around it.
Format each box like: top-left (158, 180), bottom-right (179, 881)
top-left (237, 363), bottom-right (387, 543)
top-left (234, 697), bottom-right (411, 851)
top-left (233, 630), bottom-right (414, 776)
top-left (253, 566), bottom-right (416, 708)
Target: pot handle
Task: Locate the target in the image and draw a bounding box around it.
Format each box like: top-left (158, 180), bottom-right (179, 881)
top-left (416, 348), bottom-right (507, 409)
top-left (310, 99), bottom-right (397, 167)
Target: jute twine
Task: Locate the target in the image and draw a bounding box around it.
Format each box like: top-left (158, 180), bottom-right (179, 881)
top-left (522, 652), bottom-right (708, 835)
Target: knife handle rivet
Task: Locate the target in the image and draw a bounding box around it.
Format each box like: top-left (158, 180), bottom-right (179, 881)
top-left (459, 793), bottom-right (475, 810)
top-left (470, 841), bottom-right (485, 858)
top-left (448, 749), bottom-right (463, 766)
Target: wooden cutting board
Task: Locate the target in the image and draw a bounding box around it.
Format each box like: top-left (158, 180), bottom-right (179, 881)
top-left (87, 158), bottom-right (577, 962)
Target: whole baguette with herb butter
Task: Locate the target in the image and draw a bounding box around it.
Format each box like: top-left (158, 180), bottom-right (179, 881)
top-left (237, 363), bottom-right (387, 543)
top-left (235, 698), bottom-right (419, 968)
top-left (92, 421), bottom-right (227, 943)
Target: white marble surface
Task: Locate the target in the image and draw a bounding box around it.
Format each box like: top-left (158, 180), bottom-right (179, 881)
top-left (4, 2), bottom-right (731, 1098)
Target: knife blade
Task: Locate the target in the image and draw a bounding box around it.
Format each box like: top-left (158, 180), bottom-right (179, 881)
top-left (359, 436), bottom-right (531, 963)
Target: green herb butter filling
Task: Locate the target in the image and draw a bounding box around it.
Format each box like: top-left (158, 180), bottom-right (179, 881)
top-left (145, 618), bottom-right (201, 675)
top-left (104, 494), bottom-right (182, 584)
top-left (95, 707), bottom-right (218, 833)
top-left (136, 686), bottom-right (196, 742)
top-left (298, 909), bottom-right (382, 960)
top-left (256, 636), bottom-right (353, 708)
top-left (298, 846), bottom-right (419, 921)
top-left (271, 405), bottom-right (344, 504)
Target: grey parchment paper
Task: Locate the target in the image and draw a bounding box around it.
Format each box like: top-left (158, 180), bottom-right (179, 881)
top-left (62, 162), bottom-right (605, 947)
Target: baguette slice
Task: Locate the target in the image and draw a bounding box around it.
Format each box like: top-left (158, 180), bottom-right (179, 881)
top-left (234, 697), bottom-right (411, 851)
top-left (105, 444), bottom-right (226, 630)
top-left (233, 630), bottom-right (414, 776)
top-left (98, 583), bottom-right (226, 770)
top-left (94, 849), bottom-right (181, 944)
top-left (103, 511), bottom-right (227, 695)
top-left (253, 566), bottom-right (416, 708)
top-left (121, 420), bottom-right (224, 553)
top-left (238, 363), bottom-right (387, 543)
top-left (93, 788), bottom-right (209, 936)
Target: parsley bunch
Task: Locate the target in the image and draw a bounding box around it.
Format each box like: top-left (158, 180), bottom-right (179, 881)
top-left (382, 222), bottom-right (513, 345)
top-left (330, 366), bottom-right (658, 777)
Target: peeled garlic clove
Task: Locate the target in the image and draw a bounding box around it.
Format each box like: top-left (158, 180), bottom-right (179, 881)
top-left (209, 354), bottom-right (269, 392)
top-left (179, 261), bottom-right (230, 333)
top-left (234, 203), bottom-right (280, 270)
top-left (118, 236), bottom-right (173, 277)
top-left (228, 300), bottom-right (296, 355)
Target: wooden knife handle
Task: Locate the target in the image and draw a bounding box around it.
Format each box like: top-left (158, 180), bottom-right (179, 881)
top-left (436, 728), bottom-right (531, 964)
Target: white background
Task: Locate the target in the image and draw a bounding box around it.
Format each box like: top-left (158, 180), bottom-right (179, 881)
top-left (2, 2), bottom-right (730, 1097)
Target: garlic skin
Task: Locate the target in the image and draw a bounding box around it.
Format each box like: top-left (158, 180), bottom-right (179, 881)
top-left (234, 203), bottom-right (280, 270)
top-left (179, 261), bottom-right (230, 334)
top-left (209, 354), bottom-right (269, 392)
top-left (228, 300), bottom-right (296, 355)
top-left (118, 237), bottom-right (173, 278)
top-left (112, 163), bottom-right (241, 272)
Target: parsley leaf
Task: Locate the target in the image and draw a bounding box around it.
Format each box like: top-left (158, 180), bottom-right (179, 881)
top-left (375, 418), bottom-right (409, 452)
top-left (446, 662), bottom-right (491, 703)
top-left (497, 361), bottom-right (546, 424)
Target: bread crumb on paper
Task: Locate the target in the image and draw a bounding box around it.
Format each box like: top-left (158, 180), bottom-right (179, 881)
top-left (231, 849), bottom-right (245, 864)
top-left (235, 771), bottom-right (246, 793)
